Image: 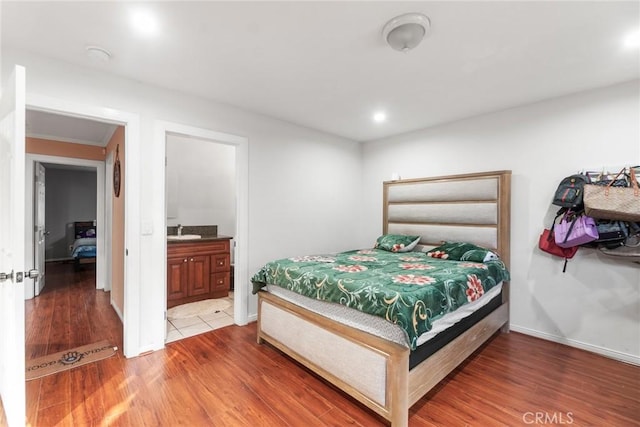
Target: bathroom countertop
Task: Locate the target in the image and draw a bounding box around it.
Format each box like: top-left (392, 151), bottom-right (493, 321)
top-left (167, 234), bottom-right (232, 244)
top-left (167, 225), bottom-right (232, 244)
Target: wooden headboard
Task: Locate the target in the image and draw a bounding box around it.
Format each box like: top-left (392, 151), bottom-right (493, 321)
top-left (74, 221), bottom-right (97, 239)
top-left (383, 170), bottom-right (511, 270)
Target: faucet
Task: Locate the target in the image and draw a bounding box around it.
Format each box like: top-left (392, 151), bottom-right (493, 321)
top-left (177, 224), bottom-right (183, 236)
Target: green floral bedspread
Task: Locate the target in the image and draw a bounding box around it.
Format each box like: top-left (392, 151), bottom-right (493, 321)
top-left (251, 249), bottom-right (510, 349)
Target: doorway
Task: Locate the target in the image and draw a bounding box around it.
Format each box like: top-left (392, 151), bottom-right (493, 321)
top-left (36, 162), bottom-right (99, 295)
top-left (24, 98), bottom-right (141, 357)
top-left (165, 133), bottom-right (237, 342)
top-left (25, 156), bottom-right (106, 296)
top-left (24, 109), bottom-right (112, 299)
top-left (156, 120), bottom-right (249, 339)
top-left (23, 109), bottom-right (126, 418)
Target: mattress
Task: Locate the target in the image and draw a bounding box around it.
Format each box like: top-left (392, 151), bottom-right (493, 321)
top-left (265, 281), bottom-right (503, 349)
top-left (71, 237), bottom-right (97, 259)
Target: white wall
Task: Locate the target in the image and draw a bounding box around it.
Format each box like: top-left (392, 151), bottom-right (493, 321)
top-left (44, 167), bottom-right (97, 260)
top-left (166, 134), bottom-right (236, 239)
top-left (3, 49), bottom-right (363, 356)
top-left (8, 47), bottom-right (638, 363)
top-left (362, 80), bottom-right (640, 364)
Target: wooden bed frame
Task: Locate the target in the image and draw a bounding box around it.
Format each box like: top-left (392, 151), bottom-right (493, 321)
top-left (257, 170), bottom-right (511, 426)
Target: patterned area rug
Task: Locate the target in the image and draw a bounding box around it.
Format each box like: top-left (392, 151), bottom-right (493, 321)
top-left (26, 340), bottom-right (117, 381)
top-left (167, 298), bottom-right (231, 320)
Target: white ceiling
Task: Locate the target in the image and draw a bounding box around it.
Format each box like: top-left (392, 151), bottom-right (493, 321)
top-left (3, 1), bottom-right (639, 142)
top-left (26, 110), bottom-right (117, 146)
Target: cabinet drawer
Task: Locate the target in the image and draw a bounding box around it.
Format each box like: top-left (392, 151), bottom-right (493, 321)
top-left (167, 239), bottom-right (230, 257)
top-left (212, 254), bottom-right (230, 272)
top-left (212, 272), bottom-right (229, 290)
top-left (211, 272), bottom-right (230, 298)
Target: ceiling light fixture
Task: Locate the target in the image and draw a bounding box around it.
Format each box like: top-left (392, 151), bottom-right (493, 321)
top-left (373, 112), bottom-right (387, 123)
top-left (624, 29), bottom-right (640, 48)
top-left (85, 46), bottom-right (112, 64)
top-left (130, 8), bottom-right (159, 37)
top-left (382, 13), bottom-right (431, 53)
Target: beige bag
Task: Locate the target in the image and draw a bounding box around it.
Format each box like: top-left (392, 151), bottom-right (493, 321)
top-left (583, 168), bottom-right (640, 222)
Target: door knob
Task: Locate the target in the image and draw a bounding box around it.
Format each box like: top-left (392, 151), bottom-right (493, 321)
top-left (0, 269), bottom-right (37, 283)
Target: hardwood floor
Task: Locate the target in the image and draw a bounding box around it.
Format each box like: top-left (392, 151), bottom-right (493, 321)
top-left (24, 264), bottom-right (640, 426)
top-left (25, 262), bottom-right (119, 359)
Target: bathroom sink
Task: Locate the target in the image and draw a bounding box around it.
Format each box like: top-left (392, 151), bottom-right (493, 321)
top-left (167, 234), bottom-right (202, 241)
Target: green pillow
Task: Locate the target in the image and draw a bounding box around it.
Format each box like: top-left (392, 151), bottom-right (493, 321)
top-left (374, 234), bottom-right (421, 253)
top-left (426, 242), bottom-right (499, 262)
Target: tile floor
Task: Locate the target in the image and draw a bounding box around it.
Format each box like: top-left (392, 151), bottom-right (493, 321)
top-left (166, 293), bottom-right (234, 343)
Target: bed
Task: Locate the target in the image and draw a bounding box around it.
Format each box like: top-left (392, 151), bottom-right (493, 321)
top-left (71, 221), bottom-right (97, 269)
top-left (252, 170), bottom-right (511, 427)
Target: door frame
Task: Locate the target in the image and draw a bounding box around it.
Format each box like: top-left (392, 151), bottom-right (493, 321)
top-left (104, 151), bottom-right (114, 292)
top-left (25, 94), bottom-right (142, 357)
top-left (25, 155), bottom-right (105, 297)
top-left (155, 120), bottom-right (249, 332)
top-left (33, 162), bottom-right (46, 296)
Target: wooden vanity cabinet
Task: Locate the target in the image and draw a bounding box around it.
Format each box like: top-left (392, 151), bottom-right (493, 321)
top-left (167, 238), bottom-right (231, 308)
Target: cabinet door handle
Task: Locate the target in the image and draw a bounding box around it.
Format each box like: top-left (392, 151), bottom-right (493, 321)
top-left (190, 258), bottom-right (194, 262)
top-left (183, 259), bottom-right (187, 263)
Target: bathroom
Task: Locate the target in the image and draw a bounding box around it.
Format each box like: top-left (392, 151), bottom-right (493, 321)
top-left (165, 133), bottom-right (237, 342)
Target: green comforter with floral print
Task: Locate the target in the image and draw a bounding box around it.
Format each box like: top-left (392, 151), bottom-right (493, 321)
top-left (251, 248), bottom-right (510, 349)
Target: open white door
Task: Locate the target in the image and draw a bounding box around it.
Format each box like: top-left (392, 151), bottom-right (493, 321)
top-left (0, 65), bottom-right (27, 425)
top-left (34, 162), bottom-right (46, 295)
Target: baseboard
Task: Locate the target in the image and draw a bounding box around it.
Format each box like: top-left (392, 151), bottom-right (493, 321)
top-left (247, 313), bottom-right (258, 323)
top-left (45, 257), bottom-right (73, 263)
top-left (510, 325), bottom-right (640, 366)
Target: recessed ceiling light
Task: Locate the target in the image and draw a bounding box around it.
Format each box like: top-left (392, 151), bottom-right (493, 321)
top-left (373, 112), bottom-right (387, 123)
top-left (624, 29), bottom-right (640, 48)
top-left (130, 8), bottom-right (159, 37)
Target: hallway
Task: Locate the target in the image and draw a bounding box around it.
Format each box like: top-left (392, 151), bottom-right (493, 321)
top-left (25, 262), bottom-right (122, 361)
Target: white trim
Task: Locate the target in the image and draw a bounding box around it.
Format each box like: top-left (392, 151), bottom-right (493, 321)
top-left (43, 257), bottom-right (74, 263)
top-left (26, 132), bottom-right (108, 147)
top-left (26, 94), bottom-right (141, 358)
top-left (24, 154), bottom-right (105, 295)
top-left (510, 324), bottom-right (640, 366)
top-left (104, 151), bottom-right (114, 293)
top-left (155, 120), bottom-right (249, 350)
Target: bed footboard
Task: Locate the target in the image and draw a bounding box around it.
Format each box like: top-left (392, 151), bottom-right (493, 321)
top-left (257, 292), bottom-right (509, 427)
top-left (258, 291), bottom-right (410, 426)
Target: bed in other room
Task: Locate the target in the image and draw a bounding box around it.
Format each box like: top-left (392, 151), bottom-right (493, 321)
top-left (71, 221), bottom-right (96, 270)
top-left (252, 170), bottom-right (511, 427)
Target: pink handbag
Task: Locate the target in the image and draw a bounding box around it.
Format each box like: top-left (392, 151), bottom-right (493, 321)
top-left (554, 212), bottom-right (599, 248)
